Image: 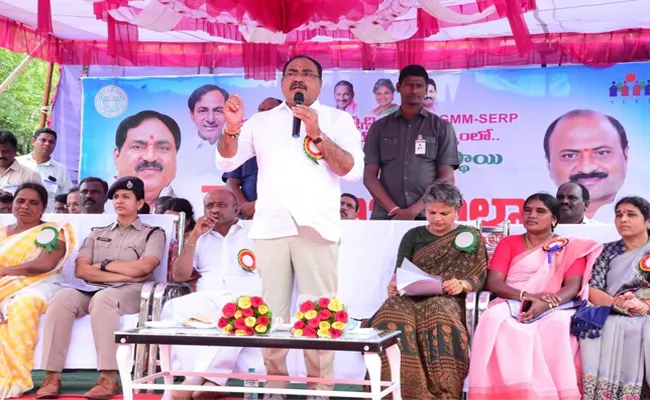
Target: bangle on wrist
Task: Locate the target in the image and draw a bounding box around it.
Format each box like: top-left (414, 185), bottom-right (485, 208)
top-left (388, 206), bottom-right (399, 215)
top-left (460, 280), bottom-right (468, 292)
top-left (520, 290), bottom-right (526, 301)
top-left (224, 125), bottom-right (241, 137)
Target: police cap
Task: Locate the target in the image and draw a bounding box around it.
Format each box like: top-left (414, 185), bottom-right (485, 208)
top-left (107, 176), bottom-right (145, 201)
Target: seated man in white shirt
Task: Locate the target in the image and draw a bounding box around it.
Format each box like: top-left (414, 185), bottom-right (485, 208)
top-left (162, 189), bottom-right (262, 400)
top-left (556, 181), bottom-right (603, 224)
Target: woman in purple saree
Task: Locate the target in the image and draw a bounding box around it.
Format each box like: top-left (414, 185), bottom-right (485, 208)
top-left (581, 196), bottom-right (650, 400)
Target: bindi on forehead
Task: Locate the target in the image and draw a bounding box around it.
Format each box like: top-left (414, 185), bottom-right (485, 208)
top-left (149, 135), bottom-right (155, 141)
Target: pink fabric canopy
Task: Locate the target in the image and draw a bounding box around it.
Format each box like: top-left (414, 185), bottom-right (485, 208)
top-left (2, 0), bottom-right (649, 79)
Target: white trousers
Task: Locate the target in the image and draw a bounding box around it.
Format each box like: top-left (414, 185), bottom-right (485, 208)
top-left (160, 279), bottom-right (264, 385)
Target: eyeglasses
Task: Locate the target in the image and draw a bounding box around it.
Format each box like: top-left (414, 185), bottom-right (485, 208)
top-left (283, 71), bottom-right (320, 80)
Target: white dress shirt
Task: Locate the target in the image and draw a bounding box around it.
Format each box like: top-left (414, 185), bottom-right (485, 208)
top-left (215, 100), bottom-right (364, 242)
top-left (17, 153), bottom-right (73, 211)
top-left (582, 216), bottom-right (605, 225)
top-left (193, 221), bottom-right (262, 295)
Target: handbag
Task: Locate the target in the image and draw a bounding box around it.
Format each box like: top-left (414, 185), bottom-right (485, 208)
top-left (569, 300), bottom-right (611, 339)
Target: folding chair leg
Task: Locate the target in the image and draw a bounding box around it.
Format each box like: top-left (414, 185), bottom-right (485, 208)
top-left (132, 282), bottom-right (159, 392)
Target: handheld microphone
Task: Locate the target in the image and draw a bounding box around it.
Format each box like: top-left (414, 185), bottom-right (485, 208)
top-left (292, 92), bottom-right (305, 138)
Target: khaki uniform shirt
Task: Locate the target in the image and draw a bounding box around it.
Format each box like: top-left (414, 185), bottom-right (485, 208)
top-left (76, 218), bottom-right (166, 282)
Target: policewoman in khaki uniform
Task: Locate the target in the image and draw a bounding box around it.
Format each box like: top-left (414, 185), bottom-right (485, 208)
top-left (36, 176), bottom-right (166, 400)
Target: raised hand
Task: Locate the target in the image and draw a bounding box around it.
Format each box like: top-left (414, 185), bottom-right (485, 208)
top-left (190, 215), bottom-right (217, 239)
top-left (223, 94), bottom-right (245, 129)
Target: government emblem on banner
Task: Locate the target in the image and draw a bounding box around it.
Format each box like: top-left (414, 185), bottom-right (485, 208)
top-left (94, 85), bottom-right (128, 118)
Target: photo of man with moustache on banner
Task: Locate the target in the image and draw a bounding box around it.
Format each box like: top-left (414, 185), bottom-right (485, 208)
top-left (80, 63), bottom-right (649, 223)
top-left (544, 109), bottom-right (629, 222)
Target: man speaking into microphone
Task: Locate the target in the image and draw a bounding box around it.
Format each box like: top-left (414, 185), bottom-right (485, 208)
top-left (216, 55), bottom-right (363, 400)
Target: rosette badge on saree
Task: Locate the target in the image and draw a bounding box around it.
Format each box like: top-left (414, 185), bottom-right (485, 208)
top-left (0, 222), bottom-right (76, 399)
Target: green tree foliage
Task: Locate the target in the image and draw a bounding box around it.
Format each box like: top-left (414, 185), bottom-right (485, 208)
top-left (0, 48), bottom-right (59, 155)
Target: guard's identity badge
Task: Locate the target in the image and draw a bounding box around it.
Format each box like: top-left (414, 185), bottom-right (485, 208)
top-left (415, 135), bottom-right (426, 155)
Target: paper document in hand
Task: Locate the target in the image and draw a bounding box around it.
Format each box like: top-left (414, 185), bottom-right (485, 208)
top-left (396, 258), bottom-right (444, 296)
top-left (58, 281), bottom-right (126, 293)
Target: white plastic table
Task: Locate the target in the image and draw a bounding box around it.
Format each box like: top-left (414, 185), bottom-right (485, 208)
top-left (115, 328), bottom-right (402, 399)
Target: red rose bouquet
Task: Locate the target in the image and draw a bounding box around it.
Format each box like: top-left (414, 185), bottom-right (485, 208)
top-left (291, 296), bottom-right (349, 339)
top-left (219, 296), bottom-right (273, 336)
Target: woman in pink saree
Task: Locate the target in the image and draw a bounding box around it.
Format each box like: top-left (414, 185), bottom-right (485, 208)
top-left (468, 193), bottom-right (603, 400)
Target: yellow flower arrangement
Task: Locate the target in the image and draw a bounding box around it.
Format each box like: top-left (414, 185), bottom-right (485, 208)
top-left (238, 296), bottom-right (252, 309)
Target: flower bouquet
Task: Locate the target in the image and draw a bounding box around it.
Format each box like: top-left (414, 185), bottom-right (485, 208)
top-left (291, 296), bottom-right (349, 339)
top-left (218, 296), bottom-right (273, 336)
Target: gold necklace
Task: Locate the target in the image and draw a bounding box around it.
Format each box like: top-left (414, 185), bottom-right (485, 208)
top-left (525, 232), bottom-right (554, 250)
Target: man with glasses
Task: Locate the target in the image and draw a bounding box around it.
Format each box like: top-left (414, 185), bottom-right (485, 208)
top-left (216, 55), bottom-right (364, 400)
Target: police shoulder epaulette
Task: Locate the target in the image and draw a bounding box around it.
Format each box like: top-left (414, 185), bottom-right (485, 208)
top-left (144, 226), bottom-right (163, 242)
top-left (91, 224), bottom-right (112, 231)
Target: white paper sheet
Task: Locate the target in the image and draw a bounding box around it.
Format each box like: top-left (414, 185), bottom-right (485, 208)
top-left (396, 258), bottom-right (444, 296)
top-left (58, 281), bottom-right (126, 293)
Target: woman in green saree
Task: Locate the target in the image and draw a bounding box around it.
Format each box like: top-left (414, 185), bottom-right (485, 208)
top-left (364, 181), bottom-right (488, 400)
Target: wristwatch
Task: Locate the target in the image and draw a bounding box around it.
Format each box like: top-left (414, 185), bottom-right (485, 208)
top-left (100, 259), bottom-right (113, 271)
top-left (312, 131), bottom-right (328, 145)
